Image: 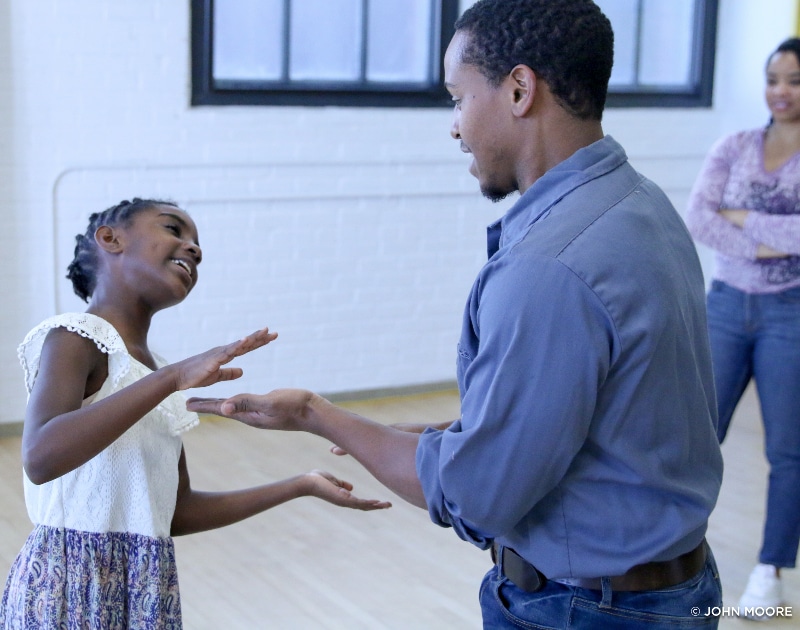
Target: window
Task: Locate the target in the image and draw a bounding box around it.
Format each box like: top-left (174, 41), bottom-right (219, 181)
top-left (597, 0), bottom-right (719, 107)
top-left (191, 0), bottom-right (460, 107)
top-left (191, 0), bottom-right (718, 109)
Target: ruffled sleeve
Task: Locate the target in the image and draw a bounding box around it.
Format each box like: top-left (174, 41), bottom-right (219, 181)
top-left (17, 312), bottom-right (131, 395)
top-left (17, 313), bottom-right (197, 436)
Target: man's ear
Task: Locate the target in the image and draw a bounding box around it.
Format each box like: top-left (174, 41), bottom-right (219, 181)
top-left (508, 64), bottom-right (537, 116)
top-left (95, 225), bottom-right (123, 253)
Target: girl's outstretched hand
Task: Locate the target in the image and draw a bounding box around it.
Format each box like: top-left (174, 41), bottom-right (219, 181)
top-left (171, 328), bottom-right (277, 391)
top-left (304, 470), bottom-right (392, 511)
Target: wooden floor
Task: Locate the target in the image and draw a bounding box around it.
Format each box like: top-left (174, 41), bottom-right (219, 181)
top-left (0, 386), bottom-right (797, 628)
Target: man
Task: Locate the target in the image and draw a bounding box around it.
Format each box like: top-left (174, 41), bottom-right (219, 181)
top-left (188, 1), bottom-right (725, 627)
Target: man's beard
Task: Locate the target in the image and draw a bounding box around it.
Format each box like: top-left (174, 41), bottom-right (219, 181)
top-left (481, 185), bottom-right (515, 203)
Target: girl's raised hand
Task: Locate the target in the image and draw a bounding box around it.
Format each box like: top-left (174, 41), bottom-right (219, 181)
top-left (170, 328), bottom-right (277, 391)
top-left (304, 470), bottom-right (392, 511)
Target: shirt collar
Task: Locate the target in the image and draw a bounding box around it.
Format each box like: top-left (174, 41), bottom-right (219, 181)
top-left (486, 135), bottom-right (628, 258)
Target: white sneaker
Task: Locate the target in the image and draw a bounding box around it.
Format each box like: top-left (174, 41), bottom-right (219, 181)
top-left (738, 564), bottom-right (783, 620)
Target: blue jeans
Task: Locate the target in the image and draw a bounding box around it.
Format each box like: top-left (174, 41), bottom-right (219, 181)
top-left (479, 552), bottom-right (722, 629)
top-left (707, 280), bottom-right (800, 568)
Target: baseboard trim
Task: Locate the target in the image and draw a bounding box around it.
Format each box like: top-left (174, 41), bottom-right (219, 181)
top-left (324, 380), bottom-right (458, 404)
top-left (0, 421), bottom-right (23, 438)
top-left (0, 382), bottom-right (460, 437)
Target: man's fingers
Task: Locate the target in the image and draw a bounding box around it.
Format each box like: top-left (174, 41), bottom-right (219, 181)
top-left (185, 396), bottom-right (253, 418)
top-left (218, 395), bottom-right (257, 417)
top-left (351, 499), bottom-right (392, 511)
top-left (220, 400), bottom-right (237, 416)
top-left (186, 397), bottom-right (226, 414)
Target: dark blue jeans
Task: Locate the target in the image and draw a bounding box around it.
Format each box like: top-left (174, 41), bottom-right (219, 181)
top-left (707, 280), bottom-right (800, 568)
top-left (479, 552), bottom-right (722, 628)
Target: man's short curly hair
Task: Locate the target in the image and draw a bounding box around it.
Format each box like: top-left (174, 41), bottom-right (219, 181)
top-left (454, 0), bottom-right (614, 120)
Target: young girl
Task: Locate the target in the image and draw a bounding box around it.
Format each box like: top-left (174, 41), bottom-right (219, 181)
top-left (0, 198), bottom-right (390, 630)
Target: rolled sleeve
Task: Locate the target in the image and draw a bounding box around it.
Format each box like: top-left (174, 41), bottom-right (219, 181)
top-left (417, 422), bottom-right (493, 548)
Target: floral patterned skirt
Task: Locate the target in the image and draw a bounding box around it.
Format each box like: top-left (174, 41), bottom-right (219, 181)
top-left (0, 525), bottom-right (181, 629)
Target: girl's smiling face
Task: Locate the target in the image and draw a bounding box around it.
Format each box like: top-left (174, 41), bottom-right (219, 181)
top-left (111, 204), bottom-right (203, 307)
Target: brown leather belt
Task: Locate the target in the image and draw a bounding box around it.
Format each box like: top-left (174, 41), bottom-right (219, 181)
top-left (491, 540), bottom-right (707, 593)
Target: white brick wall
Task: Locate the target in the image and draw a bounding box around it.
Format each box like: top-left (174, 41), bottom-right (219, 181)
top-left (51, 162), bottom-right (493, 399)
top-left (0, 0), bottom-right (796, 423)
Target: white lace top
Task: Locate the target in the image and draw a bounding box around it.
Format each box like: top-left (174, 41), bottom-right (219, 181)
top-left (17, 313), bottom-right (199, 538)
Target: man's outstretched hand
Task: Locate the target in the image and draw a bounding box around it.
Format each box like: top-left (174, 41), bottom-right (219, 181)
top-left (186, 388), bottom-right (315, 431)
top-left (189, 389), bottom-right (428, 508)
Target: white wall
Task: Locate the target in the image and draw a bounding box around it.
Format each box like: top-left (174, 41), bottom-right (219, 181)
top-left (0, 0), bottom-right (796, 425)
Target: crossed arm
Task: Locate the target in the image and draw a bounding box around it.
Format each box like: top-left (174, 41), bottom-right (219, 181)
top-left (717, 209), bottom-right (788, 258)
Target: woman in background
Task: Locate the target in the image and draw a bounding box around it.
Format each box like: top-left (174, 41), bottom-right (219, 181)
top-left (686, 37), bottom-right (800, 620)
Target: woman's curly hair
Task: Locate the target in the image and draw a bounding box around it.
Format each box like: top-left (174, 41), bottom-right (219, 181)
top-left (66, 198), bottom-right (179, 302)
top-left (454, 0), bottom-right (614, 121)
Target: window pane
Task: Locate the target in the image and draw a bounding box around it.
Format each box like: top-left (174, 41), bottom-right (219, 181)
top-left (367, 0), bottom-right (433, 83)
top-left (640, 0), bottom-right (695, 86)
top-left (290, 0), bottom-right (362, 81)
top-left (213, 0), bottom-right (283, 81)
top-left (595, 0), bottom-right (639, 87)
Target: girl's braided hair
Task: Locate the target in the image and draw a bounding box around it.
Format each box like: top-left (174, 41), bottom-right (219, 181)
top-left (66, 197), bottom-right (179, 302)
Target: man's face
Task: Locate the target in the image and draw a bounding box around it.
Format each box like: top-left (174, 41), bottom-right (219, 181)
top-left (444, 31), bottom-right (518, 202)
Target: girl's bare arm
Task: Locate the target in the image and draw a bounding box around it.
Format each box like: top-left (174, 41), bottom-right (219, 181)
top-left (23, 327), bottom-right (276, 484)
top-left (170, 448), bottom-right (391, 536)
top-left (23, 329), bottom-right (179, 484)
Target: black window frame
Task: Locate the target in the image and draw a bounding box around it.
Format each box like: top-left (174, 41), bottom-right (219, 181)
top-left (191, 0), bottom-right (718, 109)
top-left (191, 0), bottom-right (460, 108)
top-left (605, 0), bottom-right (719, 108)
